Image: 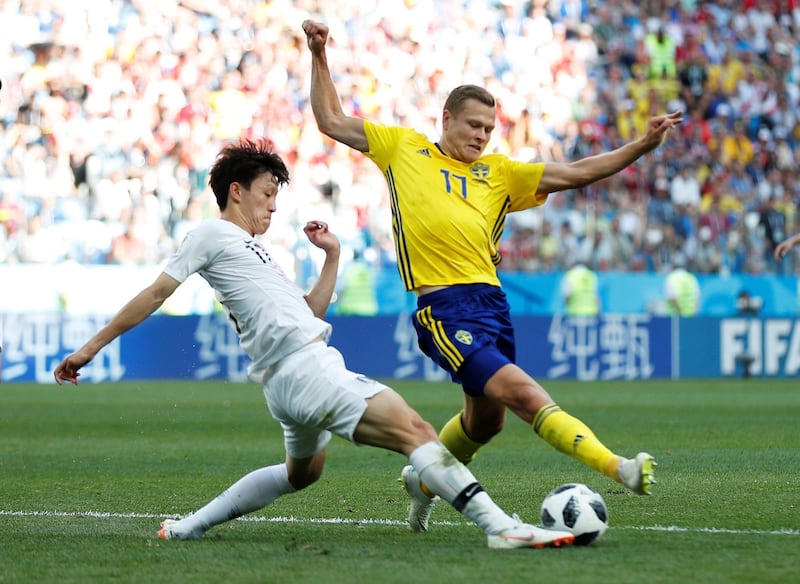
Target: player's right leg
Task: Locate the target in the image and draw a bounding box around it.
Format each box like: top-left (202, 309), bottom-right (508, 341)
top-left (485, 364), bottom-right (657, 495)
top-left (355, 389), bottom-right (573, 548)
top-left (401, 399), bottom-right (500, 532)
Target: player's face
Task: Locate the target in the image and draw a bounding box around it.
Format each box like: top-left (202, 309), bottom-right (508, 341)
top-left (237, 172), bottom-right (279, 235)
top-left (441, 99), bottom-right (496, 163)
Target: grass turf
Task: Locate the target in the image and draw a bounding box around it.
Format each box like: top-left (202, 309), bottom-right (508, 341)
top-left (1, 378), bottom-right (798, 583)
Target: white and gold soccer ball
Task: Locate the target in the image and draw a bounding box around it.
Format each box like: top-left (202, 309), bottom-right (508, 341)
top-left (540, 483), bottom-right (609, 545)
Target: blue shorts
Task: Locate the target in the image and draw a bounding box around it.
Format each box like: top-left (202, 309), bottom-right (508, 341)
top-left (413, 284), bottom-right (516, 396)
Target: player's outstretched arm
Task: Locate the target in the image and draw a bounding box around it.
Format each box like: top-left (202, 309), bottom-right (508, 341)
top-left (302, 20), bottom-right (369, 152)
top-left (53, 273), bottom-right (180, 385)
top-left (538, 111), bottom-right (683, 194)
top-left (302, 221), bottom-right (341, 318)
top-left (774, 233), bottom-right (800, 260)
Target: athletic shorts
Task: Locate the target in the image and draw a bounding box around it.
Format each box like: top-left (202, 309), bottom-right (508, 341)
top-left (262, 341), bottom-right (388, 459)
top-left (413, 283), bottom-right (516, 397)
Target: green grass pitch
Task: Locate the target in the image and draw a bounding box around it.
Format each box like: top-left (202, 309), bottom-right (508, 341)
top-left (1, 378), bottom-right (798, 583)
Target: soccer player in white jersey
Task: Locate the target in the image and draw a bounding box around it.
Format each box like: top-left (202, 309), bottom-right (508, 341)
top-left (53, 139), bottom-right (574, 549)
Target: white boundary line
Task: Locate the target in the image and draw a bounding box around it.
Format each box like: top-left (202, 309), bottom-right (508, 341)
top-left (1, 510), bottom-right (798, 537)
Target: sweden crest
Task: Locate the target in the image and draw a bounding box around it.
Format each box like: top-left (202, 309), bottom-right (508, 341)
top-left (470, 162), bottom-right (490, 179)
top-left (455, 330), bottom-right (473, 345)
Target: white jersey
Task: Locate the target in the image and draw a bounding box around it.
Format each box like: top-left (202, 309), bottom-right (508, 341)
top-left (164, 219), bottom-right (332, 382)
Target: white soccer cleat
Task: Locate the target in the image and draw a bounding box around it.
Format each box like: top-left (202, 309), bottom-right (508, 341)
top-left (157, 518), bottom-right (204, 541)
top-left (618, 452), bottom-right (657, 495)
top-left (487, 515), bottom-right (575, 549)
top-left (400, 465), bottom-right (439, 532)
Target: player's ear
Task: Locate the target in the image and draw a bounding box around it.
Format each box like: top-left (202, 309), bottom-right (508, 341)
top-left (229, 182), bottom-right (243, 203)
top-left (442, 109), bottom-right (453, 130)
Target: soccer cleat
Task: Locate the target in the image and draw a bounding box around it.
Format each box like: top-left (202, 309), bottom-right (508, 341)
top-left (157, 518), bottom-right (204, 541)
top-left (618, 452), bottom-right (657, 495)
top-left (487, 515), bottom-right (575, 549)
top-left (400, 465), bottom-right (439, 532)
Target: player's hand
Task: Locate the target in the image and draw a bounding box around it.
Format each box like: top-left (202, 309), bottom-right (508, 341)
top-left (53, 351), bottom-right (91, 385)
top-left (774, 238), bottom-right (796, 260)
top-left (303, 221), bottom-right (340, 255)
top-left (644, 111), bottom-right (683, 149)
top-left (302, 20), bottom-right (329, 54)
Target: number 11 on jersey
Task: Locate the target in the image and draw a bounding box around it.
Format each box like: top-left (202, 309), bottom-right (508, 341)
top-left (440, 169), bottom-right (468, 199)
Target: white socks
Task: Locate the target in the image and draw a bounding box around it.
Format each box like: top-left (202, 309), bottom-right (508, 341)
top-left (177, 463), bottom-right (295, 535)
top-left (173, 444), bottom-right (516, 537)
top-left (409, 441), bottom-right (515, 534)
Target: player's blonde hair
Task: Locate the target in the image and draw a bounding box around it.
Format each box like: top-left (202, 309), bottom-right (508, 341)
top-left (443, 85), bottom-right (496, 115)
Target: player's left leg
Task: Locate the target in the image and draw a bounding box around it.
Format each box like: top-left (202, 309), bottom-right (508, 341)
top-left (484, 363), bottom-right (656, 494)
top-left (158, 456), bottom-right (315, 540)
top-left (161, 343), bottom-right (340, 541)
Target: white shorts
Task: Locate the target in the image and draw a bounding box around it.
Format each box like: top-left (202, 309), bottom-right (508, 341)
top-left (263, 341), bottom-right (388, 459)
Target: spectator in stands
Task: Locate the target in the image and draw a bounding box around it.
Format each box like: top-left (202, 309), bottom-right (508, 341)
top-left (499, 224), bottom-right (540, 273)
top-left (717, 120), bottom-right (755, 168)
top-left (15, 214), bottom-right (67, 264)
top-left (647, 174), bottom-right (677, 228)
top-left (537, 220), bottom-right (561, 272)
top-left (678, 46), bottom-right (710, 114)
top-left (759, 195), bottom-right (789, 273)
top-left (692, 226), bottom-right (724, 275)
top-left (670, 162), bottom-right (702, 209)
top-left (605, 215), bottom-right (635, 271)
top-left (556, 219), bottom-right (581, 271)
top-left (576, 227), bottom-right (613, 271)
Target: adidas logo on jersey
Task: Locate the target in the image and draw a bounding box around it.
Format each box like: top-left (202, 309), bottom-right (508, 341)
top-left (416, 148), bottom-right (431, 157)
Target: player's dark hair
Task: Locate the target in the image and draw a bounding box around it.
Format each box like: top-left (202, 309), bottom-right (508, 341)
top-left (208, 138), bottom-right (290, 210)
top-left (443, 85), bottom-right (496, 115)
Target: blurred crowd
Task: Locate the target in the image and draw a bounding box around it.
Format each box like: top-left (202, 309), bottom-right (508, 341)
top-left (2, 0), bottom-right (800, 285)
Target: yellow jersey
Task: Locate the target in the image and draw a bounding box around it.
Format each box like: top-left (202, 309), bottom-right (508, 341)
top-left (364, 120), bottom-right (547, 291)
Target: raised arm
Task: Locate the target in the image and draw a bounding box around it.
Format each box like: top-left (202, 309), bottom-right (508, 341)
top-left (302, 20), bottom-right (369, 152)
top-left (537, 111), bottom-right (683, 194)
top-left (302, 221), bottom-right (341, 318)
top-left (53, 272), bottom-right (181, 385)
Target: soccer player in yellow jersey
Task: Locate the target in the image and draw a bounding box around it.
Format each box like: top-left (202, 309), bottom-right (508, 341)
top-left (304, 20), bottom-right (683, 532)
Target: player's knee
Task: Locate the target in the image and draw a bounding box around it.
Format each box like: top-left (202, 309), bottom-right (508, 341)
top-left (393, 412), bottom-right (438, 454)
top-left (502, 382), bottom-right (552, 422)
top-left (412, 415), bottom-right (439, 442)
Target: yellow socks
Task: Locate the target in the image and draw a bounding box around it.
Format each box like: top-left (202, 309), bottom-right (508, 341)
top-left (419, 405), bottom-right (622, 498)
top-left (439, 411), bottom-right (485, 464)
top-left (532, 404), bottom-right (620, 480)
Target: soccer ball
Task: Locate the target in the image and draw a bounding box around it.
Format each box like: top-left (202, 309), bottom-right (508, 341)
top-left (540, 483), bottom-right (608, 546)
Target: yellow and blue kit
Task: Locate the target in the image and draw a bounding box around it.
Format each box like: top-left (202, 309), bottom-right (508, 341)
top-left (363, 120), bottom-right (548, 394)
